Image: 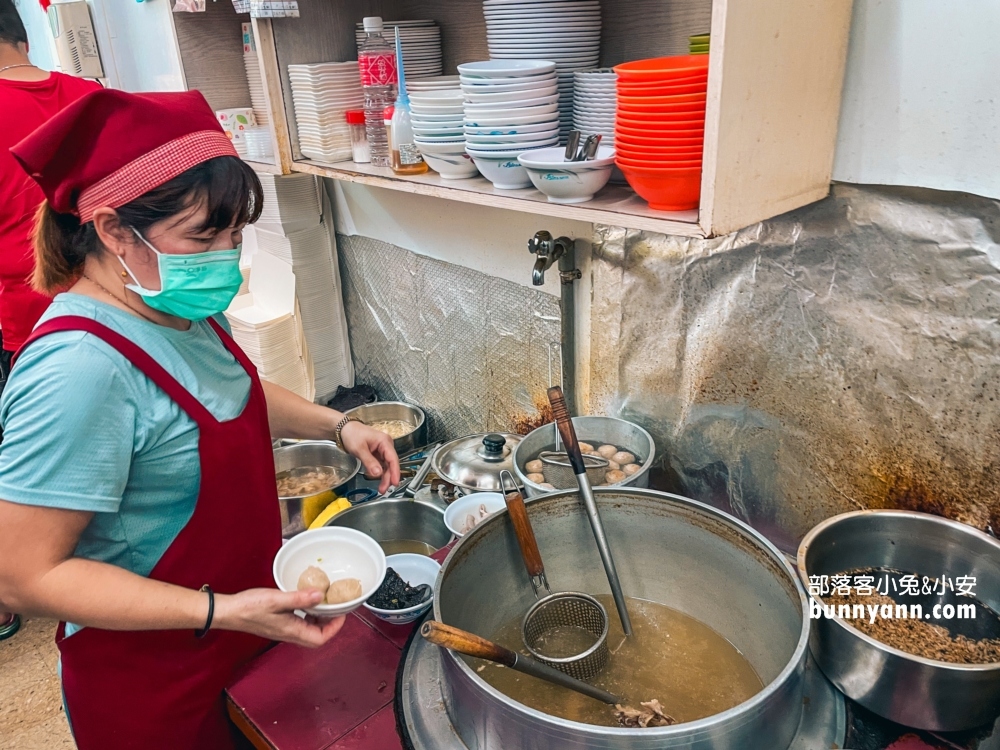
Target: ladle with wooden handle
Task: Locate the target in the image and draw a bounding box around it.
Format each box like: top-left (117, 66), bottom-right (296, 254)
top-left (547, 386), bottom-right (634, 637)
top-left (420, 620), bottom-right (621, 705)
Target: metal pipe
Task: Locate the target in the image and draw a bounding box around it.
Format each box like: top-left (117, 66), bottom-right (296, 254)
top-left (558, 242), bottom-right (579, 417)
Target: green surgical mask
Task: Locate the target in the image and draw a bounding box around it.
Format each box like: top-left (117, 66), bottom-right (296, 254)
top-left (121, 229), bottom-right (244, 321)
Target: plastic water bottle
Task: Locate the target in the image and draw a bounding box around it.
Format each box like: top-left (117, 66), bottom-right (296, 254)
top-left (358, 17), bottom-right (397, 167)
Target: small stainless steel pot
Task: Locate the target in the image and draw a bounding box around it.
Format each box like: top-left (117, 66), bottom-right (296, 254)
top-left (273, 440), bottom-right (361, 538)
top-left (798, 510), bottom-right (1000, 731)
top-left (513, 416), bottom-right (655, 496)
top-left (345, 401), bottom-right (428, 456)
top-left (326, 496), bottom-right (454, 554)
top-left (432, 433), bottom-right (523, 492)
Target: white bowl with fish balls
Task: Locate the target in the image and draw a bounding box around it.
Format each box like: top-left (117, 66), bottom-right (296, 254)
top-left (445, 493), bottom-right (508, 537)
top-left (344, 401), bottom-right (427, 456)
top-left (273, 527), bottom-right (386, 617)
top-left (364, 553), bottom-right (441, 624)
top-left (513, 416), bottom-right (656, 498)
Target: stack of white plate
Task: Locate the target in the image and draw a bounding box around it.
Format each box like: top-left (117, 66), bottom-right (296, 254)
top-left (573, 68), bottom-right (616, 142)
top-left (355, 20), bottom-right (442, 79)
top-left (244, 52), bottom-right (269, 125)
top-left (229, 311), bottom-right (314, 400)
top-left (288, 61), bottom-right (363, 162)
top-left (410, 88), bottom-right (480, 180)
top-left (482, 0), bottom-right (602, 140)
top-left (458, 60), bottom-right (560, 189)
top-left (255, 223), bottom-right (353, 397)
top-left (255, 173), bottom-right (321, 234)
top-left (407, 75), bottom-right (460, 93)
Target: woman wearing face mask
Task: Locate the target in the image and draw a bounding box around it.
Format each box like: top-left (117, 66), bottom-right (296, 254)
top-left (0, 89), bottom-right (400, 750)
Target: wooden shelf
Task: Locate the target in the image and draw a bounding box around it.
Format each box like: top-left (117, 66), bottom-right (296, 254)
top-left (291, 159), bottom-right (703, 236)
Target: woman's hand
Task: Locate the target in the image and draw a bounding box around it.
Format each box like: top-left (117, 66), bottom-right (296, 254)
top-left (214, 588), bottom-right (346, 648)
top-left (340, 421), bottom-right (401, 493)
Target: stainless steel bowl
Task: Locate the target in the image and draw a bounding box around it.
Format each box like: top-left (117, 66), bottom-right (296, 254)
top-left (326, 496), bottom-right (453, 555)
top-left (345, 401), bottom-right (428, 457)
top-left (273, 440), bottom-right (361, 538)
top-left (434, 488), bottom-right (809, 749)
top-left (513, 416), bottom-right (656, 496)
top-left (798, 510), bottom-right (1000, 730)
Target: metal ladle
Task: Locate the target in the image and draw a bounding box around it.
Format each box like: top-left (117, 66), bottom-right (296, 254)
top-left (420, 620), bottom-right (620, 705)
top-left (547, 386), bottom-right (634, 636)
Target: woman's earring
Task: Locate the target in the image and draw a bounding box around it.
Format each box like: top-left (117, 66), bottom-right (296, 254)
top-left (121, 271), bottom-right (128, 278)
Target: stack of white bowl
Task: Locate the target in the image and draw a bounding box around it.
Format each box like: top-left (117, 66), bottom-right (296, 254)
top-left (354, 20), bottom-right (443, 79)
top-left (407, 75), bottom-right (460, 94)
top-left (573, 69), bottom-right (616, 143)
top-left (482, 0), bottom-right (602, 140)
top-left (411, 88), bottom-right (480, 180)
top-left (458, 60), bottom-right (560, 189)
top-left (287, 61), bottom-right (363, 163)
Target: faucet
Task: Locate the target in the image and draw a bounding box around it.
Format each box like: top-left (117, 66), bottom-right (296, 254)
top-left (528, 230), bottom-right (574, 286)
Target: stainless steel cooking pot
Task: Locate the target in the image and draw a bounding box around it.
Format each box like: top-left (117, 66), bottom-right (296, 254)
top-left (432, 433), bottom-right (523, 492)
top-left (798, 510), bottom-right (1000, 731)
top-left (433, 487), bottom-right (810, 749)
top-left (513, 416), bottom-right (655, 496)
top-left (344, 401), bottom-right (428, 456)
top-left (326, 496), bottom-right (453, 554)
top-left (273, 440), bottom-right (361, 538)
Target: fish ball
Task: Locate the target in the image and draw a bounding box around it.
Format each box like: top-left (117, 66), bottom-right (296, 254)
top-left (539, 482), bottom-right (556, 490)
top-left (605, 470), bottom-right (626, 485)
top-left (297, 565), bottom-right (330, 593)
top-left (612, 451), bottom-right (635, 466)
top-left (596, 444), bottom-right (618, 459)
top-left (526, 459), bottom-right (545, 474)
top-left (622, 463), bottom-right (642, 476)
top-left (579, 442), bottom-right (595, 454)
top-left (606, 460), bottom-right (621, 472)
top-left (325, 577), bottom-right (363, 604)
top-left (527, 472), bottom-right (546, 484)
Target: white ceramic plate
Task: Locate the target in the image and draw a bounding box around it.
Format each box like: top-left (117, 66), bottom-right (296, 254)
top-left (457, 60), bottom-right (557, 78)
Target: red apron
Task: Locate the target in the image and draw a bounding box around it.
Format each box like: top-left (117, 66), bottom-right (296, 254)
top-left (14, 315), bottom-right (282, 749)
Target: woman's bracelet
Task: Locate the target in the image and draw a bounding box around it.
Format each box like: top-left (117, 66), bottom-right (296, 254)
top-left (195, 584), bottom-right (214, 638)
top-left (333, 415), bottom-right (363, 450)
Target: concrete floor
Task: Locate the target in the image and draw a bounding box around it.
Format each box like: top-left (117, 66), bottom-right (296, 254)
top-left (0, 618), bottom-right (75, 749)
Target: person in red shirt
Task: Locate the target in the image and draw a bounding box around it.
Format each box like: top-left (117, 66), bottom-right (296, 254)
top-left (0, 0), bottom-right (100, 640)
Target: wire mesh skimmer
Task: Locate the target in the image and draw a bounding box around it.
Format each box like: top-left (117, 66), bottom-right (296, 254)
top-left (500, 471), bottom-right (610, 682)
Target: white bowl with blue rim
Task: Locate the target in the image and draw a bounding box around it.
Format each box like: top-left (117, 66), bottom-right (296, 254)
top-left (465, 128), bottom-right (560, 146)
top-left (362, 553), bottom-right (440, 624)
top-left (517, 145), bottom-right (617, 204)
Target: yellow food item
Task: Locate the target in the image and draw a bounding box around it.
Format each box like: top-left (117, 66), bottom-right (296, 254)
top-left (301, 490), bottom-right (337, 528)
top-left (326, 578), bottom-right (363, 604)
top-left (308, 497), bottom-right (352, 530)
top-left (297, 565), bottom-right (331, 593)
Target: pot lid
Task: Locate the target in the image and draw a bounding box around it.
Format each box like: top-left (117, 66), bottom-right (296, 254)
top-left (432, 432), bottom-right (522, 491)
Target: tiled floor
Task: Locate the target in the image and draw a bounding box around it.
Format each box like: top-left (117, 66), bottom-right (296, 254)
top-left (0, 618), bottom-right (75, 749)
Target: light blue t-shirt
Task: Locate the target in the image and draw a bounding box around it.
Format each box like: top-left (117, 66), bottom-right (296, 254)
top-left (0, 293), bottom-right (252, 592)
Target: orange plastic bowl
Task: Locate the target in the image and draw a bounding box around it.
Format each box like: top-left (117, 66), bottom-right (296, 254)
top-left (617, 155), bottom-right (702, 169)
top-left (614, 55), bottom-right (709, 82)
top-left (616, 148), bottom-right (703, 162)
top-left (617, 92), bottom-right (706, 107)
top-left (617, 115), bottom-right (705, 131)
top-left (615, 130), bottom-right (704, 147)
top-left (618, 79), bottom-right (707, 97)
top-left (618, 71), bottom-right (708, 88)
top-left (617, 105), bottom-right (706, 120)
top-left (617, 163), bottom-right (702, 211)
